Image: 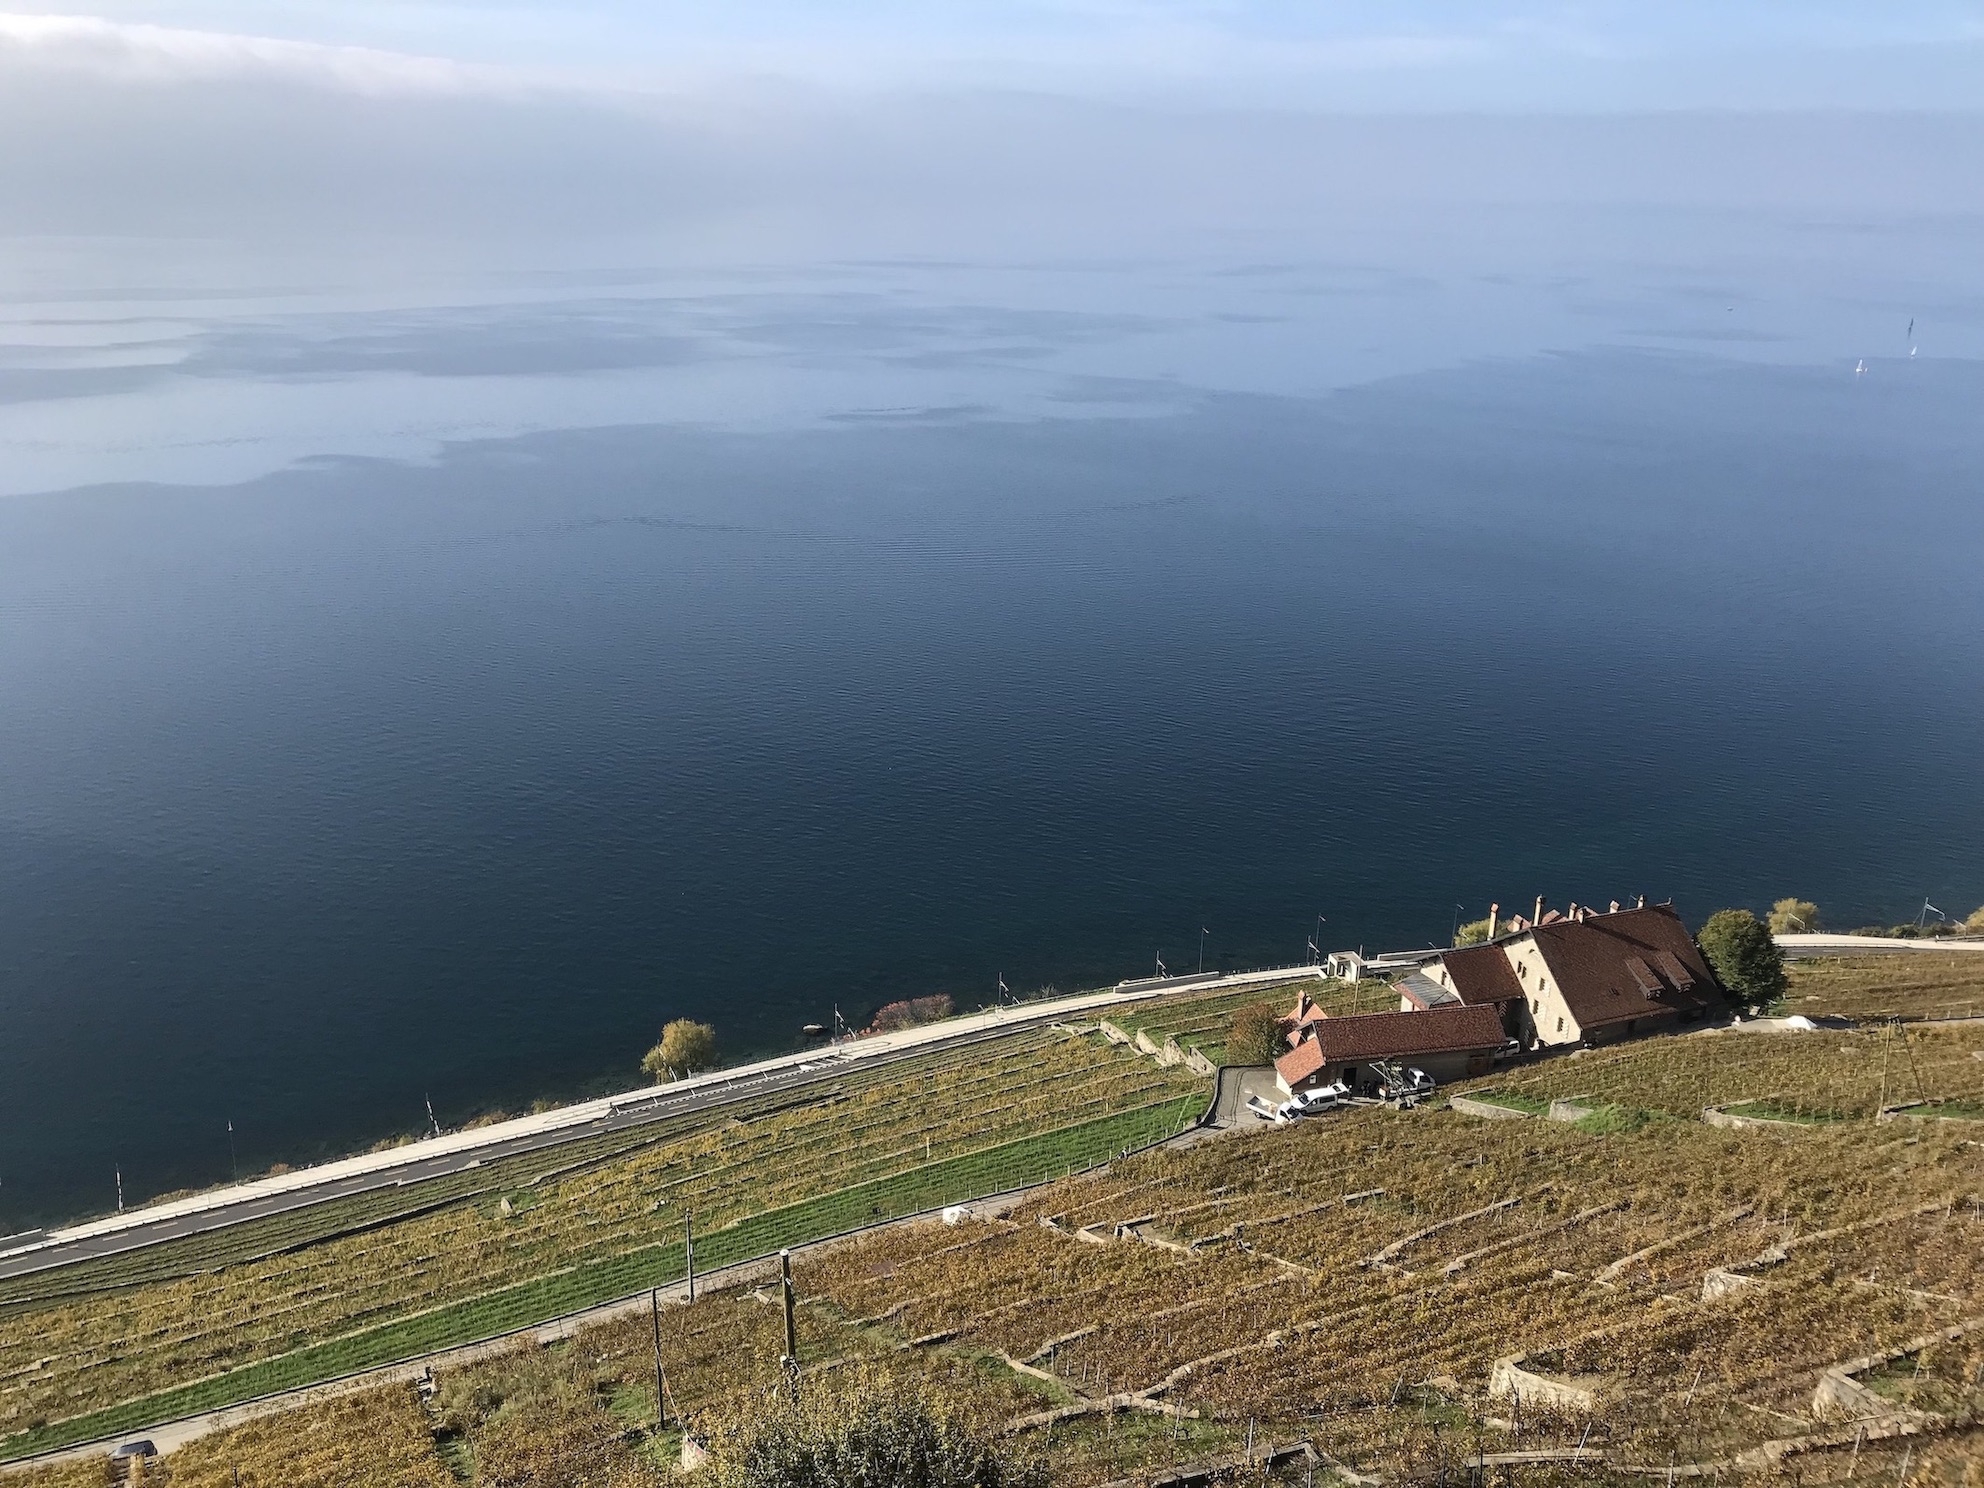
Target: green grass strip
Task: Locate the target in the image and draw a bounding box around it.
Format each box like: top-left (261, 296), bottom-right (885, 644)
top-left (0, 1093), bottom-right (1202, 1462)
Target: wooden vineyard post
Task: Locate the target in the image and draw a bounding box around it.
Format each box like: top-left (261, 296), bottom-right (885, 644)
top-left (651, 1287), bottom-right (668, 1431)
top-left (685, 1212), bottom-right (696, 1302)
top-left (1879, 1026), bottom-right (1892, 1119)
top-left (780, 1249), bottom-right (799, 1394)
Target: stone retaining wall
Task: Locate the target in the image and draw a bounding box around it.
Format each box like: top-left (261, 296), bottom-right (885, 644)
top-left (1702, 1103), bottom-right (1812, 1132)
top-left (1450, 1094), bottom-right (1534, 1121)
top-left (1488, 1355), bottom-right (1601, 1411)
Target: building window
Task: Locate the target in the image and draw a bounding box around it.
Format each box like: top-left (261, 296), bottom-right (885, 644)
top-left (1556, 1016), bottom-right (1565, 1033)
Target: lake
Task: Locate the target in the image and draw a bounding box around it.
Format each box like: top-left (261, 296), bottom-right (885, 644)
top-left (2, 225), bottom-right (1981, 1224)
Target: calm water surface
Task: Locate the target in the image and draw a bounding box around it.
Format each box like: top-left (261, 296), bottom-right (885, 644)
top-left (2, 236), bottom-right (1981, 1224)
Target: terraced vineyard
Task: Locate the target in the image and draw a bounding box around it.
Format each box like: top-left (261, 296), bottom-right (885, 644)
top-left (1099, 975), bottom-right (1396, 1064)
top-left (106, 1083), bottom-right (1979, 1487)
top-left (12, 956), bottom-right (1984, 1486)
top-left (1780, 951), bottom-right (1984, 1022)
top-left (791, 1108), bottom-right (1983, 1482)
top-left (0, 1028), bottom-right (1204, 1458)
top-left (1466, 1018), bottom-right (1984, 1122)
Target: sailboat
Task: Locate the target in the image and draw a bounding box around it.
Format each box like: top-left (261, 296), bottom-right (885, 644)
top-left (1854, 359), bottom-right (1867, 376)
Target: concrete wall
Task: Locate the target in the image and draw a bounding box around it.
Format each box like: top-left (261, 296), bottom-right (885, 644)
top-left (1114, 972), bottom-right (1223, 994)
top-left (1701, 1104), bottom-right (1810, 1132)
top-left (1488, 1355), bottom-right (1599, 1411)
top-left (1450, 1094), bottom-right (1533, 1121)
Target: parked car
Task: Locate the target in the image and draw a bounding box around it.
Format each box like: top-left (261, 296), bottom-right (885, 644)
top-left (1244, 1093), bottom-right (1281, 1122)
top-left (111, 1441), bottom-right (157, 1460)
top-left (1273, 1081), bottom-right (1351, 1122)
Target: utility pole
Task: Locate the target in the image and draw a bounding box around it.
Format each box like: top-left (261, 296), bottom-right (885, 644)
top-left (227, 1119), bottom-right (237, 1183)
top-left (1452, 904), bottom-right (1466, 944)
top-left (115, 1167), bottom-right (124, 1213)
top-left (425, 1095), bottom-right (440, 1139)
top-left (685, 1212), bottom-right (695, 1302)
top-left (650, 1288), bottom-right (668, 1431)
top-left (1198, 927), bottom-right (1208, 975)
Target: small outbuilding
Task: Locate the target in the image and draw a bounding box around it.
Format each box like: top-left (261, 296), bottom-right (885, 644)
top-left (1274, 1003), bottom-right (1507, 1096)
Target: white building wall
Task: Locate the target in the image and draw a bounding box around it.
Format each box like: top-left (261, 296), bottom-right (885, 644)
top-left (1500, 934), bottom-right (1586, 1048)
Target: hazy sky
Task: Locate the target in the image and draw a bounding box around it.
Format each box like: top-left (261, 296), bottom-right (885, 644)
top-left (3, 5), bottom-right (1982, 258)
top-left (6, 2), bottom-right (1984, 106)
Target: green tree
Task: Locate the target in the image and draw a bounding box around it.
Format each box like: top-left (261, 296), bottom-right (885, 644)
top-left (1454, 916), bottom-right (1495, 946)
top-left (1768, 898), bottom-right (1821, 934)
top-left (1697, 909), bottom-right (1787, 1012)
top-left (1226, 1001), bottom-right (1286, 1066)
top-left (706, 1369), bottom-right (1045, 1488)
top-left (642, 1018), bottom-right (717, 1082)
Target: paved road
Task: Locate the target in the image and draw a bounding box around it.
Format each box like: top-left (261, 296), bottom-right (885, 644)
top-left (1776, 933), bottom-right (1984, 956)
top-left (0, 964), bottom-right (1315, 1283)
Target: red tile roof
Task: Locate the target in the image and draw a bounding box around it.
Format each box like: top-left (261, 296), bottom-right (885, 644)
top-left (1275, 1003), bottom-right (1507, 1087)
top-left (1437, 945), bottom-right (1525, 1005)
top-left (1526, 905), bottom-right (1721, 1031)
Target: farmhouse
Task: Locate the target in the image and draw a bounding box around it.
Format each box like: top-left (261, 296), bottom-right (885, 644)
top-left (1421, 900), bottom-right (1721, 1049)
top-left (1275, 1003), bottom-right (1507, 1096)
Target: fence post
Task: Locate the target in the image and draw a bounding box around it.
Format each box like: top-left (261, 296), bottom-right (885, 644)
top-left (651, 1287), bottom-right (668, 1430)
top-left (780, 1249), bottom-right (798, 1368)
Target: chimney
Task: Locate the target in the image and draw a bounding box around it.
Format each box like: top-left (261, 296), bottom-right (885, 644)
top-left (1608, 900), bottom-right (1621, 915)
top-left (1534, 895), bottom-right (1546, 925)
top-left (1487, 902), bottom-right (1499, 939)
top-left (1567, 902), bottom-right (1579, 922)
top-left (1635, 893), bottom-right (1646, 909)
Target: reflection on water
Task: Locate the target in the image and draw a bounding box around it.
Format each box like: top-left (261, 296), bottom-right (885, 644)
top-left (3, 203), bottom-right (1976, 496)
